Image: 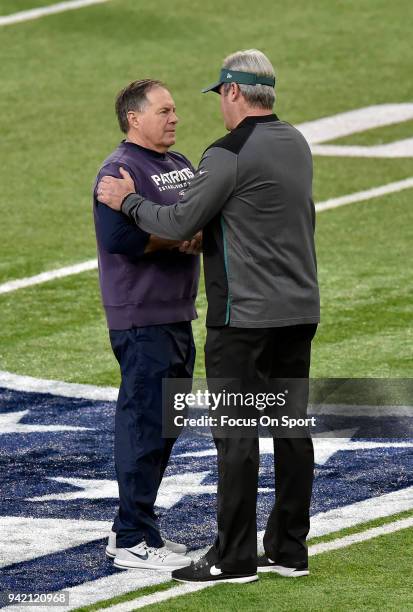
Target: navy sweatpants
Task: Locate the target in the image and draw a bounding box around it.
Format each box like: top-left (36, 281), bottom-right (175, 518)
top-left (109, 322), bottom-right (195, 548)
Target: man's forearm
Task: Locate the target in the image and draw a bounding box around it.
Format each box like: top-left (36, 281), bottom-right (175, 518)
top-left (121, 193), bottom-right (190, 240)
top-left (120, 147), bottom-right (237, 240)
top-left (144, 235), bottom-right (182, 254)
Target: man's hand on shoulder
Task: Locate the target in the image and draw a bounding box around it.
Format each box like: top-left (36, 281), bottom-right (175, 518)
top-left (97, 167), bottom-right (135, 210)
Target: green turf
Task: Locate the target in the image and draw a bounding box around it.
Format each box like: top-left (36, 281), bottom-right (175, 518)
top-left (306, 508), bottom-right (413, 546)
top-left (75, 511), bottom-right (413, 611)
top-left (0, 1), bottom-right (412, 380)
top-left (140, 528), bottom-right (413, 612)
top-left (71, 581), bottom-right (175, 612)
top-left (0, 0), bottom-right (59, 17)
top-left (0, 188), bottom-right (410, 383)
top-left (330, 119), bottom-right (413, 146)
top-left (312, 190), bottom-right (413, 378)
top-left (1, 6), bottom-right (412, 612)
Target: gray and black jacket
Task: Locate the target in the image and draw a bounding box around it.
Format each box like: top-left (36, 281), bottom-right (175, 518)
top-left (122, 114), bottom-right (320, 328)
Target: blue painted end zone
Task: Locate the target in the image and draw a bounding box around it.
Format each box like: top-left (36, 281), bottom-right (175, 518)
top-left (0, 387), bottom-right (412, 595)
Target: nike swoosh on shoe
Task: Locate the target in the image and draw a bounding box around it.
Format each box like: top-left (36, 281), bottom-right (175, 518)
top-left (128, 550), bottom-right (149, 560)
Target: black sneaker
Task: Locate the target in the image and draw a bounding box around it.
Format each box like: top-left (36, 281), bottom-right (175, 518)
top-left (257, 555), bottom-right (309, 577)
top-left (172, 549), bottom-right (258, 584)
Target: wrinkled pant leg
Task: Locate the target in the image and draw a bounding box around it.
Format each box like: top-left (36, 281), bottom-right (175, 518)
top-left (263, 436), bottom-right (314, 567)
top-left (263, 324), bottom-right (317, 567)
top-left (212, 434), bottom-right (259, 574)
top-left (110, 323), bottom-right (194, 549)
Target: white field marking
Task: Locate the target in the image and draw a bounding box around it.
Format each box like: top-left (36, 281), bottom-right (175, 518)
top-left (0, 0), bottom-right (110, 27)
top-left (0, 103), bottom-right (412, 296)
top-left (26, 472), bottom-right (217, 506)
top-left (309, 404), bottom-right (413, 417)
top-left (27, 472), bottom-right (271, 505)
top-left (296, 104), bottom-right (413, 157)
top-left (0, 369), bottom-right (117, 401)
top-left (311, 138), bottom-right (413, 158)
top-left (1, 174), bottom-right (412, 297)
top-left (1, 367), bottom-right (411, 415)
top-left (315, 177), bottom-right (413, 212)
top-left (0, 258), bottom-right (97, 295)
top-left (256, 485), bottom-right (413, 551)
top-left (3, 488), bottom-right (411, 611)
top-left (2, 516), bottom-right (208, 612)
top-left (0, 516), bottom-right (111, 567)
top-left (310, 485), bottom-right (413, 537)
top-left (3, 569), bottom-right (170, 612)
top-left (296, 104), bottom-right (413, 145)
top-left (0, 409), bottom-right (91, 434)
top-left (307, 516), bottom-right (413, 556)
top-left (178, 425), bottom-right (413, 467)
top-left (86, 516), bottom-right (413, 611)
top-left (101, 583), bottom-right (219, 612)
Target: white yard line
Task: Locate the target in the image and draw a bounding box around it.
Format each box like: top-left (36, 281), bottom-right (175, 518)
top-left (310, 404), bottom-right (412, 417)
top-left (1, 176), bottom-right (412, 297)
top-left (0, 517), bottom-right (111, 568)
top-left (97, 516), bottom-right (413, 611)
top-left (2, 572), bottom-right (170, 612)
top-left (296, 104), bottom-right (413, 144)
top-left (2, 487), bottom-right (410, 612)
top-left (260, 485), bottom-right (413, 545)
top-left (0, 370), bottom-right (411, 417)
top-left (0, 259), bottom-right (97, 295)
top-left (0, 369), bottom-right (117, 401)
top-left (307, 516), bottom-right (413, 556)
top-left (315, 176), bottom-right (413, 212)
top-left (105, 583), bottom-right (219, 612)
top-left (0, 176), bottom-right (412, 296)
top-left (0, 165), bottom-right (412, 610)
top-left (0, 0), bottom-right (110, 27)
top-left (1, 545), bottom-right (210, 612)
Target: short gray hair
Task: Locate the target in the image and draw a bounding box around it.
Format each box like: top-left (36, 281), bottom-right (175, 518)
top-left (115, 79), bottom-right (165, 133)
top-left (222, 49), bottom-right (275, 110)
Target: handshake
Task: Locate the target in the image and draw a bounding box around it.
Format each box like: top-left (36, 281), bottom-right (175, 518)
top-left (144, 230), bottom-right (202, 256)
top-left (176, 231), bottom-right (202, 256)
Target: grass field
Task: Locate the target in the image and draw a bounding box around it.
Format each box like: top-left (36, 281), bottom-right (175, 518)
top-left (0, 0), bottom-right (412, 383)
top-left (72, 511), bottom-right (413, 612)
top-left (141, 528), bottom-right (413, 612)
top-left (0, 0), bottom-right (412, 610)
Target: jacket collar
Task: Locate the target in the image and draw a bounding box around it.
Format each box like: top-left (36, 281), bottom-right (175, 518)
top-left (236, 113), bottom-right (279, 129)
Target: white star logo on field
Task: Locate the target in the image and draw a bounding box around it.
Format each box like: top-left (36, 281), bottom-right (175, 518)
top-left (27, 471), bottom-right (272, 508)
top-left (0, 410), bottom-right (91, 434)
top-left (28, 477), bottom-right (117, 502)
top-left (177, 429), bottom-right (413, 466)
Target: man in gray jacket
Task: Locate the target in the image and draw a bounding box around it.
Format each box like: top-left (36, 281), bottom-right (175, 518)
top-left (97, 49), bottom-right (320, 584)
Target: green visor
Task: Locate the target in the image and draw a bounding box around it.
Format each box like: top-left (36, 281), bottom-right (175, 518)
top-left (202, 69), bottom-right (275, 93)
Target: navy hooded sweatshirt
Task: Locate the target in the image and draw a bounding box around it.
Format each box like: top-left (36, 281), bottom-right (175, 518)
top-left (93, 141), bottom-right (199, 330)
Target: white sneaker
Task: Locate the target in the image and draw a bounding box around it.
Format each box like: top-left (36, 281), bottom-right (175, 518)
top-left (271, 564), bottom-right (309, 577)
top-left (113, 540), bottom-right (191, 570)
top-left (163, 538), bottom-right (187, 554)
top-left (257, 555), bottom-right (309, 577)
top-left (105, 531), bottom-right (187, 558)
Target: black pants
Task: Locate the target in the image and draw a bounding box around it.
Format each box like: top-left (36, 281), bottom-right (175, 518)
top-left (109, 322), bottom-right (195, 548)
top-left (205, 324), bottom-right (317, 573)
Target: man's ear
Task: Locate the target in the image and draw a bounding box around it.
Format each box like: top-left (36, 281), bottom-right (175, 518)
top-left (230, 82), bottom-right (241, 101)
top-left (127, 110), bottom-right (139, 130)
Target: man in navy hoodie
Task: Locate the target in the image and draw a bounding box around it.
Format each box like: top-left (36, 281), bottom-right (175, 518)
top-left (93, 79), bottom-right (200, 571)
